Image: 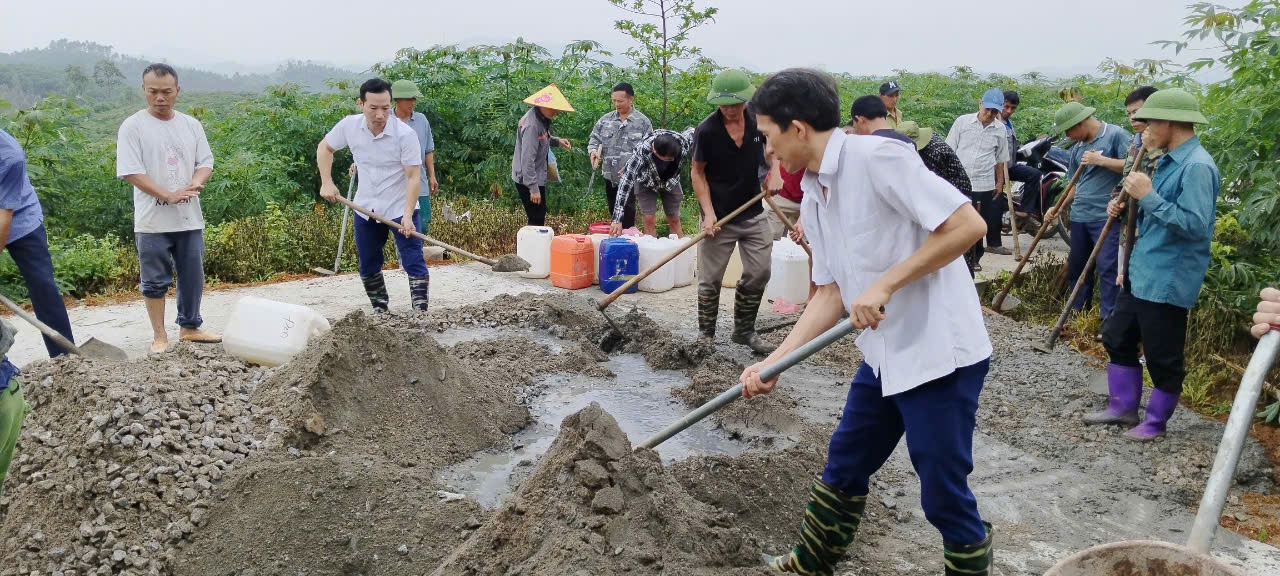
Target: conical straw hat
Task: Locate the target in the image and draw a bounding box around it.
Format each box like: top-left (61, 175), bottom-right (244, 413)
top-left (523, 83), bottom-right (574, 112)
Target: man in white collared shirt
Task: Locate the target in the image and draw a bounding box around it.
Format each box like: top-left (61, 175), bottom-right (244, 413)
top-left (317, 78), bottom-right (427, 313)
top-left (742, 69), bottom-right (994, 576)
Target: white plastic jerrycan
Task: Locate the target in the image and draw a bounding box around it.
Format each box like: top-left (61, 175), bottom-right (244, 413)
top-left (517, 226), bottom-right (555, 279)
top-left (765, 237), bottom-right (811, 305)
top-left (669, 234), bottom-right (696, 287)
top-left (223, 296), bottom-right (331, 367)
top-left (636, 236), bottom-right (675, 293)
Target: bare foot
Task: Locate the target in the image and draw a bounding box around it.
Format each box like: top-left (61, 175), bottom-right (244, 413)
top-left (179, 328), bottom-right (222, 343)
top-left (150, 338), bottom-right (169, 354)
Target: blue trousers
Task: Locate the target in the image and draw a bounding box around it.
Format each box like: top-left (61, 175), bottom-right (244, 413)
top-left (8, 225), bottom-right (74, 357)
top-left (822, 359), bottom-right (989, 545)
top-left (136, 230), bottom-right (206, 329)
top-left (1067, 220), bottom-right (1120, 319)
top-left (353, 211), bottom-right (428, 278)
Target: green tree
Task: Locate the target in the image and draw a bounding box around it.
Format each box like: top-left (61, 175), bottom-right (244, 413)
top-left (607, 0), bottom-right (717, 127)
top-left (92, 58), bottom-right (124, 90)
top-left (64, 65), bottom-right (90, 97)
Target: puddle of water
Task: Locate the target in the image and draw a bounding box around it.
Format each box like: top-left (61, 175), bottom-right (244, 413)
top-left (431, 326), bottom-right (565, 354)
top-left (437, 354), bottom-right (746, 508)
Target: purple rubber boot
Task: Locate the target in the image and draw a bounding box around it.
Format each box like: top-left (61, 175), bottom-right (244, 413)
top-left (1082, 364), bottom-right (1142, 426)
top-left (1124, 388), bottom-right (1181, 441)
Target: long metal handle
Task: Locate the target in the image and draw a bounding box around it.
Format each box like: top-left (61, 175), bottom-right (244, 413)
top-left (1187, 330), bottom-right (1280, 552)
top-left (637, 320), bottom-right (857, 450)
top-left (332, 196), bottom-right (497, 267)
top-left (599, 188), bottom-right (769, 310)
top-left (1002, 164), bottom-right (1022, 261)
top-left (993, 164), bottom-right (1085, 311)
top-left (0, 291), bottom-right (81, 355)
top-left (332, 173), bottom-right (356, 272)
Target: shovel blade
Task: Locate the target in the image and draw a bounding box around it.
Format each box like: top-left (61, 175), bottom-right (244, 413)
top-left (79, 337), bottom-right (128, 361)
top-left (311, 267), bottom-right (336, 276)
top-left (993, 293), bottom-right (1021, 313)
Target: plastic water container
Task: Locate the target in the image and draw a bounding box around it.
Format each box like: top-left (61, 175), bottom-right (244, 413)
top-left (599, 238), bottom-right (639, 295)
top-left (722, 245), bottom-right (743, 288)
top-left (669, 234), bottom-right (696, 287)
top-left (588, 222), bottom-right (612, 235)
top-left (223, 296), bottom-right (331, 367)
top-left (550, 234), bottom-right (594, 290)
top-left (765, 237), bottom-right (811, 304)
top-left (588, 234), bottom-right (609, 285)
top-left (636, 236), bottom-right (675, 293)
top-left (517, 226), bottom-right (555, 279)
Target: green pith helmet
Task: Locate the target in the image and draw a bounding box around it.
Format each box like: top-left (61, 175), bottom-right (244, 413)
top-left (897, 121), bottom-right (933, 151)
top-left (390, 79), bottom-right (423, 100)
top-left (707, 69), bottom-right (756, 105)
top-left (1132, 88), bottom-right (1209, 124)
top-left (1052, 101), bottom-right (1096, 136)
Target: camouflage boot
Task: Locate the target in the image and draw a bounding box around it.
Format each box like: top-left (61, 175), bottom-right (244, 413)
top-left (698, 286), bottom-right (719, 343)
top-left (944, 522), bottom-right (994, 575)
top-left (361, 272), bottom-right (390, 314)
top-left (763, 477), bottom-right (865, 576)
top-left (732, 286), bottom-right (776, 355)
top-left (408, 275), bottom-right (430, 312)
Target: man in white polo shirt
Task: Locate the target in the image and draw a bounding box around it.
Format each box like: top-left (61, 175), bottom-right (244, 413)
top-left (742, 69), bottom-right (994, 576)
top-left (317, 78), bottom-right (427, 313)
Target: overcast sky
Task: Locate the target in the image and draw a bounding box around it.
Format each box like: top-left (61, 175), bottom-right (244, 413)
top-left (0, 0), bottom-right (1214, 77)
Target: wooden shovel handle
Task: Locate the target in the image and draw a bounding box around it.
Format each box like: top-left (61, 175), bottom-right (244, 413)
top-left (331, 196), bottom-right (497, 267)
top-left (599, 188), bottom-right (770, 310)
top-left (763, 192), bottom-right (812, 258)
top-left (992, 162), bottom-right (1088, 310)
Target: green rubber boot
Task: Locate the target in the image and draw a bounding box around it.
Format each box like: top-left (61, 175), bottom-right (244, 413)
top-left (0, 378), bottom-right (32, 497)
top-left (944, 522), bottom-right (994, 575)
top-left (697, 286), bottom-right (719, 342)
top-left (763, 477), bottom-right (865, 576)
top-left (361, 272), bottom-right (390, 313)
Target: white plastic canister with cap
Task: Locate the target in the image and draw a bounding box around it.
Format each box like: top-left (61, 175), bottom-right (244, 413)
top-left (223, 296), bottom-right (331, 367)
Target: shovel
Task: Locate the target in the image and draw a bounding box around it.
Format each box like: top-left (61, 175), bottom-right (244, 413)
top-left (0, 291), bottom-right (127, 360)
top-left (312, 172), bottom-right (357, 276)
top-left (1034, 150), bottom-right (1149, 353)
top-left (638, 319), bottom-right (856, 450)
top-left (1045, 330), bottom-right (1278, 576)
top-left (1001, 164), bottom-right (1022, 261)
top-left (330, 196), bottom-right (529, 272)
top-left (991, 163), bottom-right (1086, 313)
top-left (596, 188), bottom-right (770, 336)
top-left (763, 192), bottom-right (812, 258)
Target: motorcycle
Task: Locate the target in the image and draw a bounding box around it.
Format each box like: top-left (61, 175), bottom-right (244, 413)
top-left (1004, 137), bottom-right (1071, 243)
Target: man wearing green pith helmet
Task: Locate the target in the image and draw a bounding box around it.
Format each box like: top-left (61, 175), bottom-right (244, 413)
top-left (1087, 89), bottom-right (1219, 442)
top-left (390, 79), bottom-right (438, 235)
top-left (691, 69), bottom-right (776, 355)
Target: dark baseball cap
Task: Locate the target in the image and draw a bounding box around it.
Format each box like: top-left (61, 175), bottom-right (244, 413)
top-left (879, 81), bottom-right (900, 96)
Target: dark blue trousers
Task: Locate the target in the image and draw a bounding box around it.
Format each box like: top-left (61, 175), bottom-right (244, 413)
top-left (353, 211), bottom-right (428, 278)
top-left (8, 225), bottom-right (74, 357)
top-left (1067, 220), bottom-right (1120, 320)
top-left (822, 359), bottom-right (989, 545)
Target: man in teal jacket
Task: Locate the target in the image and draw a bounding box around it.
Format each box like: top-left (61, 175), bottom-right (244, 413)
top-left (1085, 89), bottom-right (1219, 441)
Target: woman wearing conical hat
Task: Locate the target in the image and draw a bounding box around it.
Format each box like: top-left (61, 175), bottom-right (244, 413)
top-left (511, 84), bottom-right (573, 226)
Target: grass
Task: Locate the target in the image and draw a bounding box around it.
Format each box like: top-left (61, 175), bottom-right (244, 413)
top-left (980, 257), bottom-right (1280, 420)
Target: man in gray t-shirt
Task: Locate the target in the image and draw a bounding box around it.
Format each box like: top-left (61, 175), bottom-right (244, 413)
top-left (116, 64), bottom-right (220, 354)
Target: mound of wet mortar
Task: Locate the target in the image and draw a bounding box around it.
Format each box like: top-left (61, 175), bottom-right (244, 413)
top-left (0, 345), bottom-right (261, 576)
top-left (172, 454), bottom-right (486, 575)
top-left (432, 403), bottom-right (771, 575)
top-left (251, 311), bottom-right (530, 468)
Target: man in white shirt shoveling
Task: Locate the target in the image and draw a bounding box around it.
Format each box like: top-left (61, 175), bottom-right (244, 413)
top-left (741, 68), bottom-right (995, 576)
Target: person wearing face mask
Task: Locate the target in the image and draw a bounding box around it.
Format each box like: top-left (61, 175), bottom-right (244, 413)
top-left (608, 128), bottom-right (693, 237)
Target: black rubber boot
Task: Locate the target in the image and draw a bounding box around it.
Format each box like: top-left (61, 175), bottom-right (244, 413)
top-left (408, 275), bottom-right (430, 312)
top-left (698, 286), bottom-right (719, 342)
top-left (732, 287), bottom-right (776, 355)
top-left (943, 522), bottom-right (994, 576)
top-left (763, 477), bottom-right (865, 576)
top-left (361, 272), bottom-right (390, 313)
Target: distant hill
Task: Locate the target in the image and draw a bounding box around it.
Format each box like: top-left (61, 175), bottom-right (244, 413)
top-left (0, 40), bottom-right (362, 107)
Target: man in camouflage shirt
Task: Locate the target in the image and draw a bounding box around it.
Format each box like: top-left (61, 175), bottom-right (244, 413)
top-left (609, 128), bottom-right (694, 237)
top-left (589, 82), bottom-right (653, 231)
